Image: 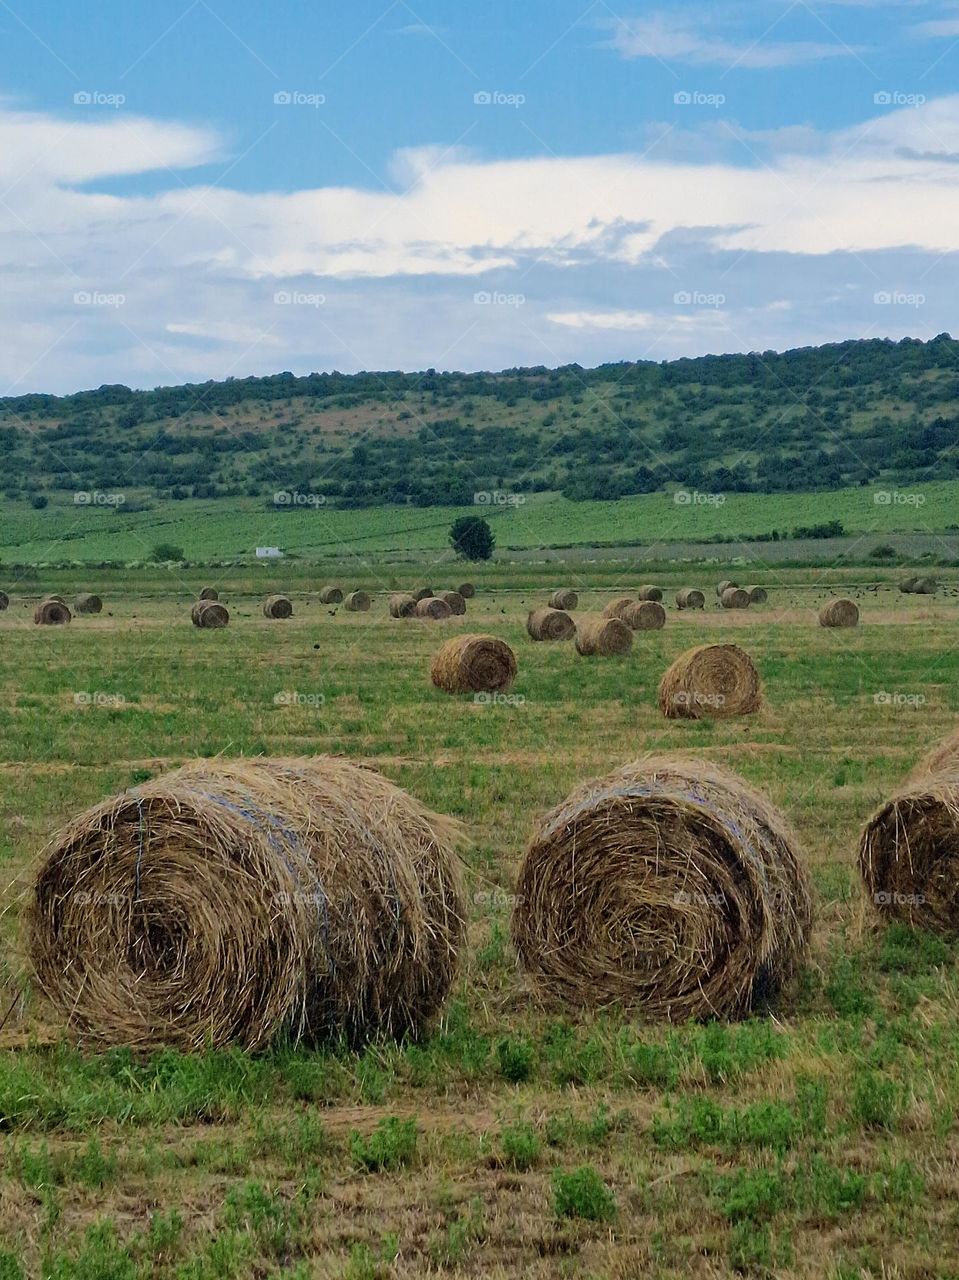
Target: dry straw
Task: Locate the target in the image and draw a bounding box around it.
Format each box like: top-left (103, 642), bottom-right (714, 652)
top-left (721, 587), bottom-right (751, 609)
top-left (637, 584), bottom-right (663, 601)
top-left (899, 577), bottom-right (918, 593)
top-left (623, 601), bottom-right (666, 631)
top-left (911, 729), bottom-right (959, 779)
top-left (549, 589), bottom-right (578, 610)
top-left (263, 595), bottom-right (293, 619)
top-left (42, 595), bottom-right (66, 606)
top-left (676, 588), bottom-right (705, 610)
top-left (659, 643), bottom-right (761, 719)
top-left (717, 580), bottom-right (738, 597)
top-left (819, 598), bottom-right (859, 627)
top-left (35, 600), bottom-right (71, 626)
top-left (415, 597), bottom-right (452, 620)
top-left (430, 634), bottom-right (517, 694)
top-left (27, 756), bottom-right (466, 1051)
top-left (602, 596), bottom-right (636, 621)
top-left (389, 593), bottom-right (417, 619)
top-left (575, 616), bottom-right (633, 656)
top-left (511, 756), bottom-right (812, 1020)
top-left (413, 587), bottom-right (435, 602)
top-left (344, 591), bottom-right (372, 612)
top-left (199, 587), bottom-right (219, 601)
top-left (318, 586), bottom-right (343, 604)
top-left (913, 576), bottom-right (939, 595)
top-left (745, 585), bottom-right (768, 603)
top-left (527, 607), bottom-right (576, 642)
top-left (457, 583), bottom-right (476, 599)
top-left (75, 593), bottom-right (103, 615)
top-left (191, 601), bottom-right (230, 629)
top-left (441, 592), bottom-right (467, 616)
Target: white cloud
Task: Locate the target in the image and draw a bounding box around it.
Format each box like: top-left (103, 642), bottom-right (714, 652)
top-left (606, 13), bottom-right (857, 68)
top-left (912, 18), bottom-right (959, 37)
top-left (548, 310), bottom-right (656, 330)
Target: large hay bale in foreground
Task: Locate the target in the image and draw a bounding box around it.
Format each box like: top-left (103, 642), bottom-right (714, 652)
top-left (819, 598), bottom-right (859, 628)
top-left (389, 593), bottom-right (417, 619)
top-left (549, 589), bottom-right (578, 611)
top-left (602, 596), bottom-right (636, 622)
top-left (441, 592), bottom-right (467, 616)
top-left (415, 597), bottom-right (452, 620)
top-left (511, 757), bottom-right (812, 1020)
top-left (457, 582), bottom-right (476, 599)
top-left (622, 601), bottom-right (666, 631)
top-left (911, 729), bottom-right (959, 780)
top-left (263, 594), bottom-right (293, 619)
top-left (413, 587), bottom-right (435, 602)
top-left (575, 616), bottom-right (633, 657)
top-left (191, 601), bottom-right (230, 629)
top-left (721, 587), bottom-right (751, 609)
top-left (318, 586), bottom-right (343, 605)
top-left (198, 587), bottom-right (219, 602)
top-left (0, 591), bottom-right (8, 611)
top-left (745, 585), bottom-right (768, 604)
top-left (74, 593), bottom-right (102, 615)
top-left (717, 580), bottom-right (737, 597)
top-left (344, 591), bottom-right (372, 612)
top-left (676, 588), bottom-right (705, 610)
top-left (659, 643), bottom-right (761, 719)
top-left (527, 607), bottom-right (576, 642)
top-left (637, 584), bottom-right (663, 602)
top-left (34, 600), bottom-right (71, 626)
top-left (430, 634), bottom-right (517, 694)
top-left (27, 756), bottom-right (466, 1051)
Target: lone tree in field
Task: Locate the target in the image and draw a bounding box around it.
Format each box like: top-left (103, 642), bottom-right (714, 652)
top-left (149, 542), bottom-right (186, 563)
top-left (449, 516), bottom-right (494, 562)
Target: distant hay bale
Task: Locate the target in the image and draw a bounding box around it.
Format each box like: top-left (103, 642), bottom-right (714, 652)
top-left (415, 597), bottom-right (452, 620)
top-left (899, 577), bottom-right (918, 594)
top-left (819, 598), bottom-right (859, 628)
top-left (344, 591), bottom-right (372, 612)
top-left (721, 587), bottom-right (751, 609)
top-left (198, 587), bottom-right (219, 602)
top-left (42, 595), bottom-right (66, 606)
top-left (441, 591), bottom-right (467, 616)
top-left (27, 756), bottom-right (466, 1051)
top-left (676, 588), bottom-right (705, 610)
top-left (623, 600), bottom-right (666, 631)
top-left (318, 586), bottom-right (343, 605)
top-left (263, 594), bottom-right (293, 619)
top-left (717, 580), bottom-right (738, 597)
top-left (575, 616), bottom-right (633, 657)
top-left (637, 584), bottom-right (663, 601)
top-left (430, 634), bottom-right (517, 694)
top-left (413, 587), bottom-right (435, 602)
top-left (527, 607), bottom-right (576, 642)
top-left (0, 591), bottom-right (8, 611)
top-left (34, 600), bottom-right (71, 626)
top-left (74, 593), bottom-right (103, 615)
top-left (457, 583), bottom-right (476, 599)
top-left (601, 596), bottom-right (636, 621)
top-left (191, 601), bottom-right (230, 629)
top-left (913, 576), bottom-right (939, 595)
top-left (511, 756), bottom-right (812, 1020)
top-left (549, 589), bottom-right (578, 610)
top-left (745, 585), bottom-right (768, 604)
top-left (659, 643), bottom-right (761, 719)
top-left (389, 593), bottom-right (417, 619)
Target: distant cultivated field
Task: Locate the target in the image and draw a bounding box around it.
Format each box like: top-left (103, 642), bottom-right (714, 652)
top-left (1, 570), bottom-right (958, 1277)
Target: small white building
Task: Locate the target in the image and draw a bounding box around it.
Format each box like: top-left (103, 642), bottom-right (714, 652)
top-left (255, 546), bottom-right (284, 559)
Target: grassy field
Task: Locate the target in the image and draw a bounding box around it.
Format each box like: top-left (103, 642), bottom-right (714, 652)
top-left (3, 479), bottom-right (959, 566)
top-left (1, 571), bottom-right (959, 1277)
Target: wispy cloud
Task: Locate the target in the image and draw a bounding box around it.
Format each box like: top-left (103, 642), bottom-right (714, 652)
top-left (605, 12), bottom-right (857, 68)
top-left (548, 309), bottom-right (656, 331)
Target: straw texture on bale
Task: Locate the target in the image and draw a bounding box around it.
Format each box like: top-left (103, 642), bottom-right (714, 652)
top-left (526, 607), bottom-right (576, 642)
top-left (602, 596), bottom-right (637, 621)
top-left (511, 756), bottom-right (812, 1020)
top-left (198, 587), bottom-right (219, 601)
top-left (911, 728), bottom-right (959, 779)
top-left (717, 580), bottom-right (738, 597)
top-left (191, 601), bottom-right (229, 629)
top-left (415, 597), bottom-right (452, 620)
top-left (34, 600), bottom-right (71, 626)
top-left (263, 594), bottom-right (293, 619)
top-left (344, 591), bottom-right (372, 612)
top-left (676, 588), bottom-right (705, 610)
top-left (745, 585), bottom-right (768, 603)
top-left (549, 589), bottom-right (578, 611)
top-left (575, 616), bottom-right (633, 657)
top-left (413, 587), bottom-right (435, 602)
top-left (27, 756), bottom-right (466, 1051)
top-left (42, 595), bottom-right (66, 606)
top-left (721, 587), bottom-right (751, 609)
top-left (659, 643), bottom-right (761, 719)
top-left (819, 598), bottom-right (859, 628)
top-left (623, 600), bottom-right (666, 631)
top-left (74, 593), bottom-right (103, 615)
top-left (637, 584), bottom-right (663, 601)
top-left (441, 592), bottom-right (467, 616)
top-left (389, 593), bottom-right (417, 619)
top-left (318, 586), bottom-right (343, 604)
top-left (430, 634), bottom-right (518, 694)
top-left (457, 583), bottom-right (476, 599)
top-left (0, 591), bottom-right (8, 611)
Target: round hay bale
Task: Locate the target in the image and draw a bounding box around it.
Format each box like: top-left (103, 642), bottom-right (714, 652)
top-left (622, 600), bottom-right (666, 631)
top-left (911, 729), bottom-right (959, 780)
top-left (575, 616), bottom-right (633, 657)
top-left (389, 593), bottom-right (417, 619)
top-left (191, 601), bottom-right (230, 629)
top-left (602, 596), bottom-right (636, 621)
top-left (415, 597), bottom-right (452, 620)
top-left (74, 593), bottom-right (103, 615)
top-left (819, 598), bottom-right (859, 628)
top-left (659, 643), bottom-right (761, 719)
top-left (637, 584), bottom-right (663, 602)
top-left (859, 770), bottom-right (959, 935)
top-left (457, 583), bottom-right (476, 599)
top-left (318, 586), bottom-right (343, 605)
top-left (899, 577), bottom-right (918, 594)
top-left (716, 580), bottom-right (738, 597)
top-left (721, 587), bottom-right (751, 609)
top-left (34, 600), bottom-right (71, 626)
top-left (527, 607), bottom-right (576, 642)
top-left (413, 587), bottom-right (435, 602)
top-left (0, 591), bottom-right (8, 611)
top-left (913, 576), bottom-right (939, 595)
top-left (676, 588), bottom-right (705, 610)
top-left (42, 595), bottom-right (66, 606)
top-left (27, 756), bottom-right (466, 1051)
top-left (549, 589), bottom-right (578, 611)
top-left (344, 591), bottom-right (372, 612)
top-left (430, 634), bottom-right (517, 694)
top-left (263, 594), bottom-right (293, 619)
top-left (745, 585), bottom-right (768, 604)
top-left (511, 756), bottom-right (812, 1020)
top-left (198, 587), bottom-right (219, 602)
top-left (441, 592), bottom-right (467, 616)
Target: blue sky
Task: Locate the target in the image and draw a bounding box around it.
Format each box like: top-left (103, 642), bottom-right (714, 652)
top-left (1, 0), bottom-right (958, 391)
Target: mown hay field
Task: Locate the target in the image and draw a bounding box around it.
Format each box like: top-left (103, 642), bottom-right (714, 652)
top-left (1, 569), bottom-right (958, 1278)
